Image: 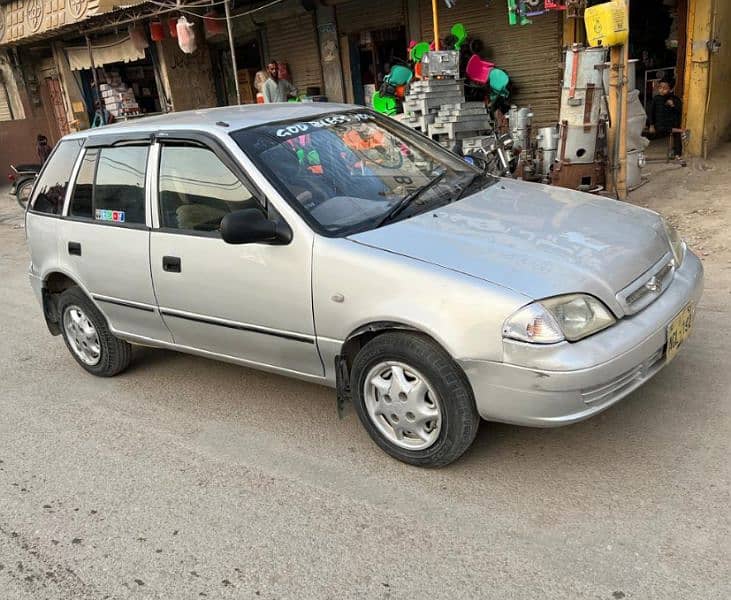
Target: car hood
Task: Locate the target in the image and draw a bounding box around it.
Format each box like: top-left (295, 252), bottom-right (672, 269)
top-left (348, 179), bottom-right (669, 313)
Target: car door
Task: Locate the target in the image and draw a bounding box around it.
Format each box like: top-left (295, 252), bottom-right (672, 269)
top-left (57, 141), bottom-right (172, 343)
top-left (148, 138), bottom-right (323, 377)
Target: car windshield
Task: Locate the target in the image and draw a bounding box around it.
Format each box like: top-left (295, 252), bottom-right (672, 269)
top-left (232, 110), bottom-right (494, 236)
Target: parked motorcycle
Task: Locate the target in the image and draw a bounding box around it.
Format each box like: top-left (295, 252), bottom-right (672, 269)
top-left (8, 163), bottom-right (40, 210)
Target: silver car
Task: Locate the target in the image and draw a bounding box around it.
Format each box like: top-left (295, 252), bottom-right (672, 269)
top-left (25, 105), bottom-right (703, 467)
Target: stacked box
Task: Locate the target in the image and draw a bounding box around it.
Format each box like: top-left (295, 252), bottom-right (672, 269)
top-left (99, 75), bottom-right (140, 118)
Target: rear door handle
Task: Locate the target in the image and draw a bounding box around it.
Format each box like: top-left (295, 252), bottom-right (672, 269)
top-left (68, 242), bottom-right (81, 256)
top-left (162, 256), bottom-right (181, 273)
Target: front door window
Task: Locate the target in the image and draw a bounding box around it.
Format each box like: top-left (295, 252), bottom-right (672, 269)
top-left (158, 145), bottom-right (257, 232)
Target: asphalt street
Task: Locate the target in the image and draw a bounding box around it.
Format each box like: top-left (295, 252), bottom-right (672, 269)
top-left (0, 189), bottom-right (729, 600)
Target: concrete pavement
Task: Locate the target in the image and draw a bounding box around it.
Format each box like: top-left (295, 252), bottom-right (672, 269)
top-left (0, 165), bottom-right (729, 599)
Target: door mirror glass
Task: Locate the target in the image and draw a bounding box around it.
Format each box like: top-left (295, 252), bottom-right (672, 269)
top-left (220, 208), bottom-right (291, 245)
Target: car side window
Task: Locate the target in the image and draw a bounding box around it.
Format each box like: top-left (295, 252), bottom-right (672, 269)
top-left (69, 148), bottom-right (98, 219)
top-left (95, 147), bottom-right (148, 225)
top-left (30, 139), bottom-right (83, 215)
top-left (68, 146), bottom-right (148, 225)
top-left (158, 145), bottom-right (256, 232)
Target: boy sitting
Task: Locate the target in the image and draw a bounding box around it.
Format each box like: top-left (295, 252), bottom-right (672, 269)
top-left (648, 78), bottom-right (683, 158)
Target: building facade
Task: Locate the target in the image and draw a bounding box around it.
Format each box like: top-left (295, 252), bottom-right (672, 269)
top-left (0, 0), bottom-right (727, 173)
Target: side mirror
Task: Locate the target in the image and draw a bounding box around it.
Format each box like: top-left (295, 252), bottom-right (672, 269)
top-left (220, 208), bottom-right (292, 245)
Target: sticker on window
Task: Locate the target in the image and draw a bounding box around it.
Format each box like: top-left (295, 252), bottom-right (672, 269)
top-left (272, 112), bottom-right (375, 140)
top-left (95, 209), bottom-right (126, 223)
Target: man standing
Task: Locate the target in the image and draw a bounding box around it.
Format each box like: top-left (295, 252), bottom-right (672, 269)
top-left (262, 60), bottom-right (298, 103)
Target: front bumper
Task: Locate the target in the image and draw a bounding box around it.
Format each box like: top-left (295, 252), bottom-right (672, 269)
top-left (460, 251), bottom-right (704, 427)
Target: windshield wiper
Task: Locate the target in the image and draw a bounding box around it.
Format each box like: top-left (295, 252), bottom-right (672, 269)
top-left (375, 170), bottom-right (447, 228)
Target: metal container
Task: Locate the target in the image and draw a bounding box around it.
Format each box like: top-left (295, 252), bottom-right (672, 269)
top-left (559, 86), bottom-right (603, 127)
top-left (559, 124), bottom-right (599, 164)
top-left (508, 105), bottom-right (533, 151)
top-left (602, 58), bottom-right (638, 92)
top-left (421, 51), bottom-right (460, 79)
top-left (627, 149), bottom-right (644, 189)
top-left (562, 47), bottom-right (608, 90)
top-left (536, 126), bottom-right (560, 176)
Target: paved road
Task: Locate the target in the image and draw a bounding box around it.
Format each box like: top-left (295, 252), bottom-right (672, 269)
top-left (0, 192), bottom-right (728, 600)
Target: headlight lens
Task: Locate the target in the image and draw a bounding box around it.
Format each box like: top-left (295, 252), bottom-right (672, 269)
top-left (503, 294), bottom-right (616, 344)
top-left (661, 218), bottom-right (686, 266)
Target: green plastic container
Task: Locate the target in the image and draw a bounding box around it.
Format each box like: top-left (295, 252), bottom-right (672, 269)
top-left (372, 92), bottom-right (397, 116)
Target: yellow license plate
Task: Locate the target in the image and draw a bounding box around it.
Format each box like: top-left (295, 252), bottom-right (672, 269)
top-left (666, 304), bottom-right (694, 363)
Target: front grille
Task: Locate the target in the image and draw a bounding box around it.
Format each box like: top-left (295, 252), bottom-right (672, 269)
top-left (617, 252), bottom-right (676, 315)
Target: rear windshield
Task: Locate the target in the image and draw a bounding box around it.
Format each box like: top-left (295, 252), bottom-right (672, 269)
top-left (30, 139), bottom-right (83, 215)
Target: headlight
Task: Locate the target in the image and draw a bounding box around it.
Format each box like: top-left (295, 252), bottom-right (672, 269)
top-left (661, 218), bottom-right (686, 266)
top-left (503, 294), bottom-right (616, 344)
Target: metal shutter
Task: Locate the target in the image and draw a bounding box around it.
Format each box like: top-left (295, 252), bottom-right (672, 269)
top-left (420, 0), bottom-right (562, 127)
top-left (266, 12), bottom-right (324, 94)
top-left (336, 0), bottom-right (406, 35)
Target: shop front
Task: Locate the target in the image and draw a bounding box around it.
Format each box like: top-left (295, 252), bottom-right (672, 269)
top-left (417, 0), bottom-right (563, 128)
top-left (64, 33), bottom-right (165, 123)
top-left (335, 0), bottom-right (408, 106)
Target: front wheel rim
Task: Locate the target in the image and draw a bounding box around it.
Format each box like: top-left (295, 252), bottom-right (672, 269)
top-left (363, 361), bottom-right (442, 451)
top-left (63, 305), bottom-right (101, 366)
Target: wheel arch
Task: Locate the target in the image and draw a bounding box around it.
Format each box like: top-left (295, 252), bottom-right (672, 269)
top-left (41, 270), bottom-right (83, 335)
top-left (334, 320), bottom-right (459, 415)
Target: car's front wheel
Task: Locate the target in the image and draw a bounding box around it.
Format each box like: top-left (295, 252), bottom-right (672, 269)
top-left (58, 287), bottom-right (132, 377)
top-left (351, 332), bottom-right (480, 467)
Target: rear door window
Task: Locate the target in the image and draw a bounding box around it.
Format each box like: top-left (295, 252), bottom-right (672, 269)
top-left (68, 145), bottom-right (148, 225)
top-left (30, 139), bottom-right (83, 215)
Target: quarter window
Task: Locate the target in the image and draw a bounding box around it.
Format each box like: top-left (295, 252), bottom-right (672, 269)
top-left (68, 146), bottom-right (148, 225)
top-left (158, 145), bottom-right (256, 232)
top-left (30, 140), bottom-right (83, 215)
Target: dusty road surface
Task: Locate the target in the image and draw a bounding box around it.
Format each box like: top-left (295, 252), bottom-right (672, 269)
top-left (0, 149), bottom-right (729, 600)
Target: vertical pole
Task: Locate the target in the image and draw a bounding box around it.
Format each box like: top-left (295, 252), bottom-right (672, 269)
top-left (225, 0), bottom-right (241, 105)
top-left (85, 35), bottom-right (102, 123)
top-left (616, 0), bottom-right (629, 200)
top-left (606, 48), bottom-right (618, 194)
top-left (605, 0), bottom-right (629, 200)
top-left (431, 0), bottom-right (440, 51)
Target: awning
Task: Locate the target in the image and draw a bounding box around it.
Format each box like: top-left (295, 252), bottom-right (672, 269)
top-left (66, 35), bottom-right (146, 70)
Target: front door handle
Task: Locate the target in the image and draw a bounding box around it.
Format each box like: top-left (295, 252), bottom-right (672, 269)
top-left (68, 242), bottom-right (81, 256)
top-left (162, 256), bottom-right (181, 273)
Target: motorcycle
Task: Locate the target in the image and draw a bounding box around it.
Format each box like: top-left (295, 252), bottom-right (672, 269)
top-left (462, 132), bottom-right (517, 178)
top-left (8, 163), bottom-right (40, 210)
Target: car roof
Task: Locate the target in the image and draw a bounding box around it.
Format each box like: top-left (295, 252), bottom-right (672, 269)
top-left (65, 102), bottom-right (362, 141)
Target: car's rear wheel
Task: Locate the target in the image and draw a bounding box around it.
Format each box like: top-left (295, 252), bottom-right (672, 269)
top-left (58, 287), bottom-right (132, 377)
top-left (351, 332), bottom-right (480, 467)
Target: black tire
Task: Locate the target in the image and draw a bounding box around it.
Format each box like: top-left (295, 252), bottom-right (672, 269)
top-left (58, 286), bottom-right (132, 377)
top-left (16, 179), bottom-right (34, 210)
top-left (351, 332), bottom-right (480, 467)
